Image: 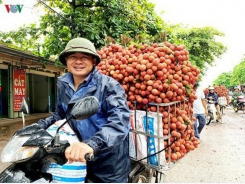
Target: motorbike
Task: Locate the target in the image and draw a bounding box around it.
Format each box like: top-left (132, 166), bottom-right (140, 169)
top-left (0, 97), bottom-right (164, 183)
top-left (206, 99), bottom-right (218, 125)
top-left (0, 96), bottom-right (99, 183)
top-left (233, 95), bottom-right (245, 113)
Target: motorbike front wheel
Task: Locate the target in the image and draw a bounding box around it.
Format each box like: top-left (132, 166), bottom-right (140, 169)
top-left (206, 113), bottom-right (213, 125)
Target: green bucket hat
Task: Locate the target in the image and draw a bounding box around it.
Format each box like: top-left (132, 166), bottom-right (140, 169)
top-left (59, 37), bottom-right (101, 66)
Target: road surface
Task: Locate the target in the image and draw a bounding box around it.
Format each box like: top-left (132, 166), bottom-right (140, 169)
top-left (164, 107), bottom-right (245, 183)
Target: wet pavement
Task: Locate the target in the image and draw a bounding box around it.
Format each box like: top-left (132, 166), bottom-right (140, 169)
top-left (0, 113), bottom-right (51, 140)
top-left (0, 109), bottom-right (245, 182)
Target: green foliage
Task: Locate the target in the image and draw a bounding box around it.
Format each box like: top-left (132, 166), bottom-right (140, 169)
top-left (214, 72), bottom-right (234, 88)
top-left (214, 59), bottom-right (245, 87)
top-left (0, 0), bottom-right (227, 72)
top-left (184, 84), bottom-right (191, 95)
top-left (230, 60), bottom-right (245, 85)
top-left (39, 0), bottom-right (166, 46)
top-left (168, 26), bottom-right (227, 74)
top-left (1, 0), bottom-right (166, 66)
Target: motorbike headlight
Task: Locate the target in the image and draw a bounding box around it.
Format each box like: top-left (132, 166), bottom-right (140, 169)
top-left (1, 135), bottom-right (39, 163)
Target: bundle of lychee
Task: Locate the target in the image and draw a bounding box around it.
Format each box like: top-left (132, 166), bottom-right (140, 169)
top-left (97, 42), bottom-right (199, 106)
top-left (96, 42), bottom-right (201, 161)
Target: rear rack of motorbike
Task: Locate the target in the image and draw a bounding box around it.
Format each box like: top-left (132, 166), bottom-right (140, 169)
top-left (129, 100), bottom-right (187, 173)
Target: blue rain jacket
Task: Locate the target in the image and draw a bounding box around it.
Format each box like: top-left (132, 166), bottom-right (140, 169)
top-left (38, 68), bottom-right (131, 183)
top-left (206, 92), bottom-right (219, 105)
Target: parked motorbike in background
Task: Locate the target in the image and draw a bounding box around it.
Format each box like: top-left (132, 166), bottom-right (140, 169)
top-left (233, 95), bottom-right (245, 113)
top-left (0, 96), bottom-right (99, 183)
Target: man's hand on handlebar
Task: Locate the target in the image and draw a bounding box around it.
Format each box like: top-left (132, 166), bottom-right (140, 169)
top-left (65, 142), bottom-right (94, 163)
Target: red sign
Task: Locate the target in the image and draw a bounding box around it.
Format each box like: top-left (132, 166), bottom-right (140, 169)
top-left (13, 69), bottom-right (26, 111)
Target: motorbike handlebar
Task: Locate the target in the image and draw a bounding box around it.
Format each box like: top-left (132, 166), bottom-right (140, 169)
top-left (48, 140), bottom-right (94, 165)
top-left (62, 143), bottom-right (94, 162)
top-left (205, 99), bottom-right (215, 104)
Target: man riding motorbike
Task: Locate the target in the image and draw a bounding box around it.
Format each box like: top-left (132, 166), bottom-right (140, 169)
top-left (36, 37), bottom-right (131, 183)
top-left (231, 87), bottom-right (243, 110)
top-left (206, 86), bottom-right (223, 123)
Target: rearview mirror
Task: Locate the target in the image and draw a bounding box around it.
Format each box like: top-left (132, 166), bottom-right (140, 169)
top-left (20, 98), bottom-right (29, 127)
top-left (20, 98), bottom-right (29, 114)
top-left (53, 96), bottom-right (99, 147)
top-left (71, 96), bottom-right (99, 120)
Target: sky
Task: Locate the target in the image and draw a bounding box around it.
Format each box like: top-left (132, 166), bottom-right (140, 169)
top-left (1, 0), bottom-right (245, 89)
top-left (0, 0), bottom-right (41, 31)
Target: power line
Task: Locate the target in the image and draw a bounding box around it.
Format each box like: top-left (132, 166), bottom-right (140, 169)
top-left (37, 0), bottom-right (71, 25)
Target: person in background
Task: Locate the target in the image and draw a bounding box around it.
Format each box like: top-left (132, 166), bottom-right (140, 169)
top-left (37, 37), bottom-right (131, 183)
top-left (241, 85), bottom-right (245, 95)
top-left (237, 84), bottom-right (241, 91)
top-left (206, 86), bottom-right (223, 123)
top-left (193, 82), bottom-right (208, 142)
top-left (231, 87), bottom-right (243, 110)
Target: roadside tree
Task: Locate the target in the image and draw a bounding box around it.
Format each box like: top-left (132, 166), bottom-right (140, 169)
top-left (169, 26), bottom-right (227, 74)
top-left (0, 0), bottom-right (226, 73)
top-left (230, 60), bottom-right (245, 85)
top-left (214, 72), bottom-right (234, 88)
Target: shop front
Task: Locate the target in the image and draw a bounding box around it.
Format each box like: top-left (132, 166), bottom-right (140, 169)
top-left (0, 44), bottom-right (63, 119)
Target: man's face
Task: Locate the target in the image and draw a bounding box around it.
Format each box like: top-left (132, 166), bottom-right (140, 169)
top-left (66, 52), bottom-right (96, 79)
top-left (210, 89), bottom-right (214, 93)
